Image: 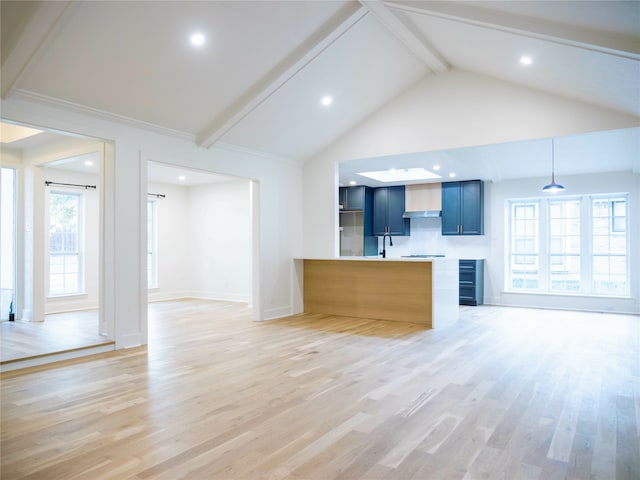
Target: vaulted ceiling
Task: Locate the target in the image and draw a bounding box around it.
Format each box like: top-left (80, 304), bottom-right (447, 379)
top-left (1, 1), bottom-right (639, 172)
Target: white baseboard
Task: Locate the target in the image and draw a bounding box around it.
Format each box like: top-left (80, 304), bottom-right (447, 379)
top-left (262, 305), bottom-right (293, 321)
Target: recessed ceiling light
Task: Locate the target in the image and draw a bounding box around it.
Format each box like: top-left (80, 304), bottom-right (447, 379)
top-left (349, 180), bottom-right (356, 185)
top-left (433, 165), bottom-right (440, 171)
top-left (178, 175), bottom-right (186, 181)
top-left (84, 160), bottom-right (93, 167)
top-left (520, 56), bottom-right (533, 66)
top-left (321, 96), bottom-right (333, 107)
top-left (449, 172), bottom-right (456, 178)
top-left (357, 168), bottom-right (441, 183)
top-left (190, 32), bottom-right (205, 47)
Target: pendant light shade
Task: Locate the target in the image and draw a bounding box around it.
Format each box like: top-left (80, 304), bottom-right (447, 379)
top-left (542, 139), bottom-right (565, 192)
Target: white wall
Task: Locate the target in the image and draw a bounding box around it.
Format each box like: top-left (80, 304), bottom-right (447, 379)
top-left (147, 179), bottom-right (251, 304)
top-left (1, 95), bottom-right (303, 350)
top-left (147, 182), bottom-right (190, 301)
top-left (188, 180), bottom-right (251, 303)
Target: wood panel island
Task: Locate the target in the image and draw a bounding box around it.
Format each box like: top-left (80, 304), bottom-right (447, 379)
top-left (292, 257), bottom-right (459, 328)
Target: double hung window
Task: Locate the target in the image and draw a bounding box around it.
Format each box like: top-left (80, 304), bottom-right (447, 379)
top-left (147, 200), bottom-right (158, 288)
top-left (507, 194), bottom-right (628, 296)
top-left (49, 191), bottom-right (83, 296)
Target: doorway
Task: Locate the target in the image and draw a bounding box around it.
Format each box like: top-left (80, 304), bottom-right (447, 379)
top-left (145, 161), bottom-right (254, 332)
top-left (0, 122), bottom-right (112, 366)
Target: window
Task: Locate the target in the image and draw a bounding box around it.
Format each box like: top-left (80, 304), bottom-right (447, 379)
top-left (509, 202), bottom-right (539, 289)
top-left (1, 167), bottom-right (16, 319)
top-left (592, 196), bottom-right (627, 295)
top-left (49, 192), bottom-right (83, 296)
top-left (507, 194), bottom-right (629, 296)
top-left (549, 199), bottom-right (581, 292)
top-left (147, 200), bottom-right (158, 288)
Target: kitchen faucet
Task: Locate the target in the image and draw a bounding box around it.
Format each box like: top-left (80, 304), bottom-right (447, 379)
top-left (380, 231), bottom-right (393, 258)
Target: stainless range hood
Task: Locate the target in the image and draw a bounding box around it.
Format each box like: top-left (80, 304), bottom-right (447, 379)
top-left (403, 210), bottom-right (441, 218)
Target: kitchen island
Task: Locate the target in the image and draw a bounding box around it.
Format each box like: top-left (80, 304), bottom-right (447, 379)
top-left (292, 257), bottom-right (458, 328)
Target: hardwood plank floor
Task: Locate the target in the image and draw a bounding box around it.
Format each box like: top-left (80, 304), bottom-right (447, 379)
top-left (0, 310), bottom-right (109, 363)
top-left (1, 299), bottom-right (638, 479)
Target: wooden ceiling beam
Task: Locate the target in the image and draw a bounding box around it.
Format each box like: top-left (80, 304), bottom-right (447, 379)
top-left (387, 0), bottom-right (640, 60)
top-left (360, 0), bottom-right (449, 74)
top-left (1, 1), bottom-right (76, 99)
top-left (197, 3), bottom-right (368, 149)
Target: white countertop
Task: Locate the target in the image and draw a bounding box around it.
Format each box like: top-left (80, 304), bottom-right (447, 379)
top-left (298, 256), bottom-right (455, 262)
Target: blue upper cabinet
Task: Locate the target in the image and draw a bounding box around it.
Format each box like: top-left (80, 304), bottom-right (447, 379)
top-left (339, 186), bottom-right (365, 211)
top-left (373, 186), bottom-right (410, 236)
top-left (441, 180), bottom-right (484, 235)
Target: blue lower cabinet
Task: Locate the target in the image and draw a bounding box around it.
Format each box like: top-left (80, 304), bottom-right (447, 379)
top-left (459, 259), bottom-right (484, 306)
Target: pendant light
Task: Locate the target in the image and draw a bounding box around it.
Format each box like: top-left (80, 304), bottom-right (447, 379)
top-left (542, 139), bottom-right (565, 192)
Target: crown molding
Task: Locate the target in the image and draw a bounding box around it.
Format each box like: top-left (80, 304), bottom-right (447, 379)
top-left (215, 141), bottom-right (301, 168)
top-left (11, 89), bottom-right (196, 142)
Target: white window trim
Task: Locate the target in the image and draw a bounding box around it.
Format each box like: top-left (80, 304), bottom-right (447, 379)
top-left (147, 199), bottom-right (158, 289)
top-left (506, 193), bottom-right (630, 297)
top-left (48, 189), bottom-right (85, 297)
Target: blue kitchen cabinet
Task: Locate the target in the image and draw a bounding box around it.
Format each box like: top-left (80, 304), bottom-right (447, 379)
top-left (441, 180), bottom-right (484, 235)
top-left (459, 259), bottom-right (484, 305)
top-left (339, 186), bottom-right (365, 211)
top-left (373, 186), bottom-right (410, 236)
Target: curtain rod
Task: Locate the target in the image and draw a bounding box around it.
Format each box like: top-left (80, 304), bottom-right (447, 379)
top-left (45, 181), bottom-right (96, 190)
top-left (148, 193), bottom-right (166, 199)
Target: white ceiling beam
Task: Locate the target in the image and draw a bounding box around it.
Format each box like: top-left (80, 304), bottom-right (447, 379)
top-left (197, 3), bottom-right (368, 149)
top-left (386, 0), bottom-right (640, 60)
top-left (1, 1), bottom-right (76, 99)
top-left (359, 0), bottom-right (449, 73)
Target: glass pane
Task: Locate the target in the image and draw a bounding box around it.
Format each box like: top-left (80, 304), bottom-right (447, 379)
top-left (1, 168), bottom-right (16, 319)
top-left (49, 192), bottom-right (82, 295)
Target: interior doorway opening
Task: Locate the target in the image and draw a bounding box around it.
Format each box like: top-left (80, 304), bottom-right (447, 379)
top-left (145, 161), bottom-right (254, 327)
top-left (0, 120), bottom-right (112, 367)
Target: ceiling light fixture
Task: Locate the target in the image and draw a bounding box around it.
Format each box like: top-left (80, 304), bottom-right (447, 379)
top-left (190, 32), bottom-right (205, 47)
top-left (321, 96), bottom-right (333, 107)
top-left (520, 56), bottom-right (533, 66)
top-left (433, 165), bottom-right (440, 171)
top-left (349, 180), bottom-right (356, 185)
top-left (542, 139), bottom-right (565, 193)
top-left (178, 175), bottom-right (186, 181)
top-left (84, 160), bottom-right (93, 167)
top-left (449, 172), bottom-right (456, 178)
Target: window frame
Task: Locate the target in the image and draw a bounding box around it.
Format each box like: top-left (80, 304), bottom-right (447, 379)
top-left (1, 167), bottom-right (17, 319)
top-left (506, 193), bottom-right (630, 297)
top-left (48, 190), bottom-right (84, 297)
top-left (147, 199), bottom-right (158, 289)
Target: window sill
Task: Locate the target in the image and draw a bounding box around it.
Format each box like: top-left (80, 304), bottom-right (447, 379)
top-left (47, 293), bottom-right (87, 301)
top-left (502, 290), bottom-right (631, 300)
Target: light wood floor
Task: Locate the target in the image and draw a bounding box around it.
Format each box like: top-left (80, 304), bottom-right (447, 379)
top-left (0, 310), bottom-right (109, 363)
top-left (1, 299), bottom-right (638, 479)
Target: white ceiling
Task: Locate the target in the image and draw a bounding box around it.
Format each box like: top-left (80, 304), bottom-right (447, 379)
top-left (1, 0), bottom-right (639, 181)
